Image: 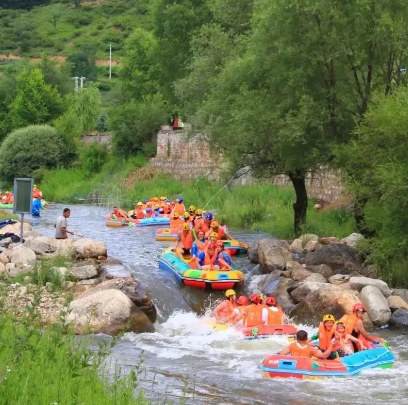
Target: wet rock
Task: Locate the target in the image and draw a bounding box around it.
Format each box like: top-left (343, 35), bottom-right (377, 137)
top-left (392, 289), bottom-right (408, 303)
top-left (104, 258), bottom-right (123, 265)
top-left (289, 285), bottom-right (367, 326)
top-left (389, 308), bottom-right (408, 329)
top-left (341, 233), bottom-right (365, 248)
top-left (290, 281), bottom-right (327, 303)
top-left (77, 277), bottom-right (157, 324)
top-left (360, 285), bottom-right (391, 326)
top-left (10, 247), bottom-right (36, 267)
top-left (74, 238), bottom-right (107, 259)
top-left (247, 242), bottom-right (259, 263)
top-left (257, 239), bottom-right (289, 274)
top-left (303, 243), bottom-right (362, 272)
top-left (387, 296), bottom-right (408, 312)
top-left (307, 264), bottom-right (334, 279)
top-left (262, 277), bottom-right (296, 313)
top-left (303, 273), bottom-right (327, 283)
top-left (257, 270), bottom-right (282, 292)
top-left (319, 237), bottom-right (339, 245)
top-left (349, 277), bottom-right (392, 297)
top-left (67, 289), bottom-right (154, 335)
top-left (72, 264), bottom-right (99, 280)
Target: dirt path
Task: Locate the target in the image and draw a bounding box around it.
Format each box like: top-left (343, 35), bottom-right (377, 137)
top-left (0, 53), bottom-right (121, 67)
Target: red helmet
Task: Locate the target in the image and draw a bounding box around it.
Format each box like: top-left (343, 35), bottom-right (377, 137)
top-left (237, 296), bottom-right (249, 306)
top-left (265, 296), bottom-right (276, 306)
top-left (353, 303), bottom-right (366, 312)
top-left (250, 293), bottom-right (261, 304)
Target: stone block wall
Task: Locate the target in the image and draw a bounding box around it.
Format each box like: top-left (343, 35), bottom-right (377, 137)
top-left (82, 132), bottom-right (113, 147)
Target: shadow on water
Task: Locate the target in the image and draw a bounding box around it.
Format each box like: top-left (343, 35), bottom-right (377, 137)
top-left (33, 204), bottom-right (408, 405)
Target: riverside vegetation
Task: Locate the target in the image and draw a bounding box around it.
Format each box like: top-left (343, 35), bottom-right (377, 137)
top-left (0, 3), bottom-right (408, 283)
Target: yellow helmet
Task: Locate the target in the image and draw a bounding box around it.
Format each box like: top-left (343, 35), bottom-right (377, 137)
top-left (211, 220), bottom-right (219, 228)
top-left (189, 205), bottom-right (196, 212)
top-left (182, 223), bottom-right (190, 231)
top-left (183, 211), bottom-right (190, 219)
top-left (210, 232), bottom-right (218, 238)
top-left (153, 197), bottom-right (159, 202)
top-left (322, 314), bottom-right (335, 323)
top-left (173, 212), bottom-right (180, 218)
top-left (225, 289), bottom-right (236, 298)
top-left (160, 196), bottom-right (166, 201)
top-left (33, 184), bottom-right (37, 187)
top-left (137, 202), bottom-right (143, 206)
top-left (195, 208), bottom-right (203, 216)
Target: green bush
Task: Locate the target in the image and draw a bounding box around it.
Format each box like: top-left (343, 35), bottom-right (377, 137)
top-left (79, 142), bottom-right (108, 177)
top-left (0, 125), bottom-right (66, 181)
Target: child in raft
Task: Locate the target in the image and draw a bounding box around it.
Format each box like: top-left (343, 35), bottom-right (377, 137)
top-left (331, 321), bottom-right (369, 357)
top-left (280, 330), bottom-right (334, 359)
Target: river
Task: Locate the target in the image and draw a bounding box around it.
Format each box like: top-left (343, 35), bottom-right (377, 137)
top-left (33, 204), bottom-right (408, 405)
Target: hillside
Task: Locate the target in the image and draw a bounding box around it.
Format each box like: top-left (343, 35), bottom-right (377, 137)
top-left (0, 0), bottom-right (149, 60)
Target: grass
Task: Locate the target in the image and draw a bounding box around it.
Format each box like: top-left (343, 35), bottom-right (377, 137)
top-left (41, 157), bottom-right (355, 239)
top-left (0, 209), bottom-right (18, 220)
top-left (0, 308), bottom-right (151, 405)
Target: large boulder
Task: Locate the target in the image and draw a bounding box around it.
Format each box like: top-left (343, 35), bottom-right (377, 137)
top-left (393, 289), bottom-right (408, 303)
top-left (289, 238), bottom-right (303, 253)
top-left (341, 233), bottom-right (365, 248)
top-left (360, 285), bottom-right (391, 326)
top-left (24, 237), bottom-right (56, 255)
top-left (67, 289), bottom-right (154, 335)
top-left (290, 268), bottom-right (313, 281)
top-left (73, 238), bottom-right (107, 259)
top-left (303, 273), bottom-right (327, 283)
top-left (48, 239), bottom-right (75, 258)
top-left (389, 308), bottom-right (408, 329)
top-left (304, 240), bottom-right (319, 252)
top-left (290, 281), bottom-right (327, 303)
top-left (387, 296), bottom-right (408, 312)
top-left (0, 222), bottom-right (32, 236)
top-left (71, 265), bottom-right (99, 280)
top-left (289, 285), bottom-right (371, 326)
top-left (247, 242), bottom-right (259, 263)
top-left (303, 243), bottom-right (362, 272)
top-left (0, 250), bottom-right (12, 264)
top-left (319, 237), bottom-right (339, 245)
top-left (349, 277), bottom-right (392, 297)
top-left (261, 277), bottom-right (296, 313)
top-left (257, 270), bottom-right (282, 292)
top-left (76, 277), bottom-right (156, 324)
top-left (257, 239), bottom-right (289, 274)
top-left (307, 264), bottom-right (334, 279)
top-left (329, 274), bottom-right (351, 285)
top-left (10, 247), bottom-right (36, 267)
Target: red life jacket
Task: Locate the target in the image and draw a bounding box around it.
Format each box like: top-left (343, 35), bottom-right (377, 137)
top-left (136, 208), bottom-right (145, 219)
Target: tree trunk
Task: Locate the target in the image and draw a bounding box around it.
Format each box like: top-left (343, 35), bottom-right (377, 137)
top-left (288, 170), bottom-right (308, 236)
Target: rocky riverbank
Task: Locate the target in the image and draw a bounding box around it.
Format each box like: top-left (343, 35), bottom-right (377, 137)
top-left (0, 221), bottom-right (156, 335)
top-left (249, 233), bottom-right (408, 329)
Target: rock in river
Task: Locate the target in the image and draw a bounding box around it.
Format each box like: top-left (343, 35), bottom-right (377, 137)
top-left (360, 285), bottom-right (391, 326)
top-left (349, 276), bottom-right (392, 297)
top-left (389, 308), bottom-right (408, 329)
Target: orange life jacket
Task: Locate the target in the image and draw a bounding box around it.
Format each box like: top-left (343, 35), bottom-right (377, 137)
top-left (245, 304), bottom-right (264, 327)
top-left (200, 221), bottom-right (211, 233)
top-left (213, 227), bottom-right (224, 240)
top-left (202, 251), bottom-right (218, 266)
top-left (266, 307), bottom-right (284, 326)
top-left (170, 218), bottom-right (184, 230)
top-left (195, 239), bottom-right (208, 252)
top-left (174, 203), bottom-right (186, 215)
top-left (289, 342), bottom-right (312, 357)
top-left (318, 322), bottom-right (336, 350)
top-left (180, 231), bottom-right (194, 250)
top-left (136, 208), bottom-right (145, 219)
top-left (164, 205), bottom-right (172, 214)
top-left (338, 314), bottom-right (358, 335)
top-left (214, 300), bottom-right (235, 321)
top-left (217, 253), bottom-right (232, 270)
top-left (33, 189), bottom-right (42, 199)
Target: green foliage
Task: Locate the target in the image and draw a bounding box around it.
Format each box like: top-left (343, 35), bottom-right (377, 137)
top-left (0, 0), bottom-right (52, 10)
top-left (8, 67), bottom-right (63, 129)
top-left (79, 142), bottom-right (109, 177)
top-left (0, 125), bottom-right (66, 181)
top-left (67, 45), bottom-right (98, 81)
top-left (111, 93), bottom-right (169, 157)
top-left (0, 308), bottom-right (150, 405)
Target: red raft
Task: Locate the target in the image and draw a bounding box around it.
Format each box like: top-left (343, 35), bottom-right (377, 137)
top-left (240, 324), bottom-right (297, 339)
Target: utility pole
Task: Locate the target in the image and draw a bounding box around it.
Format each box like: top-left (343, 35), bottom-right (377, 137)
top-left (72, 76), bottom-right (79, 92)
top-left (80, 76), bottom-right (86, 89)
top-left (109, 44), bottom-right (112, 79)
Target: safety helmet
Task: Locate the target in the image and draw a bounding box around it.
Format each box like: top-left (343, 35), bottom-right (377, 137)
top-left (166, 199), bottom-right (171, 203)
top-left (182, 223), bottom-right (190, 231)
top-left (205, 213), bottom-right (213, 220)
top-left (176, 198), bottom-right (183, 203)
top-left (173, 212), bottom-right (180, 218)
top-left (195, 208), bottom-right (203, 216)
top-left (265, 296), bottom-right (276, 306)
top-left (322, 314), bottom-right (335, 323)
top-left (210, 220), bottom-right (219, 228)
top-left (210, 232), bottom-right (218, 238)
top-left (335, 321), bottom-right (345, 328)
top-left (137, 202), bottom-right (143, 206)
top-left (143, 199), bottom-right (149, 204)
top-left (160, 196), bottom-right (166, 201)
top-left (33, 184), bottom-right (37, 187)
top-left (153, 197), bottom-right (159, 202)
top-left (189, 205), bottom-right (196, 212)
top-left (237, 296), bottom-right (249, 306)
top-left (225, 289), bottom-right (236, 298)
top-left (183, 212), bottom-right (190, 219)
top-left (250, 293), bottom-right (261, 304)
top-left (353, 303), bottom-right (366, 313)
top-left (155, 205), bottom-right (160, 209)
top-left (146, 202), bottom-right (152, 206)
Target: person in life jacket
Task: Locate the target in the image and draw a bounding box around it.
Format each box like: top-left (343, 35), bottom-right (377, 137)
top-left (173, 198), bottom-right (186, 215)
top-left (230, 295), bottom-right (249, 327)
top-left (188, 205), bottom-right (196, 221)
top-left (190, 230), bottom-right (208, 257)
top-left (197, 213), bottom-right (213, 233)
top-left (174, 223), bottom-right (194, 259)
top-left (153, 205), bottom-right (161, 217)
top-left (244, 294), bottom-right (264, 327)
top-left (262, 296), bottom-right (284, 326)
top-left (145, 202), bottom-right (154, 218)
top-left (32, 197), bottom-right (42, 217)
top-left (213, 289), bottom-right (237, 323)
top-left (208, 231), bottom-right (218, 245)
top-left (280, 330), bottom-right (334, 359)
top-left (216, 241), bottom-right (232, 270)
top-left (338, 303), bottom-right (384, 351)
top-left (193, 208), bottom-right (203, 230)
top-left (2, 191), bottom-right (12, 204)
top-left (130, 202), bottom-right (146, 219)
top-left (308, 314), bottom-right (338, 360)
top-left (111, 206), bottom-right (128, 220)
top-left (32, 184), bottom-right (43, 199)
top-left (197, 243), bottom-right (220, 270)
top-left (182, 211), bottom-right (191, 224)
top-left (331, 321), bottom-right (369, 357)
top-left (170, 212), bottom-right (184, 231)
top-left (206, 221), bottom-right (231, 240)
top-left (163, 202), bottom-right (172, 215)
top-left (159, 196), bottom-right (167, 206)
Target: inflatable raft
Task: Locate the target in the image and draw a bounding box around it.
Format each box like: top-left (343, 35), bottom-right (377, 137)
top-left (261, 343), bottom-right (394, 379)
top-left (155, 228), bottom-right (179, 241)
top-left (105, 216), bottom-right (170, 228)
top-left (159, 248), bottom-right (244, 290)
top-left (0, 200), bottom-right (48, 210)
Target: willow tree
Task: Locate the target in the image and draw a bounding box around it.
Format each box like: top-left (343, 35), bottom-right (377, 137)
top-left (177, 0), bottom-right (408, 234)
